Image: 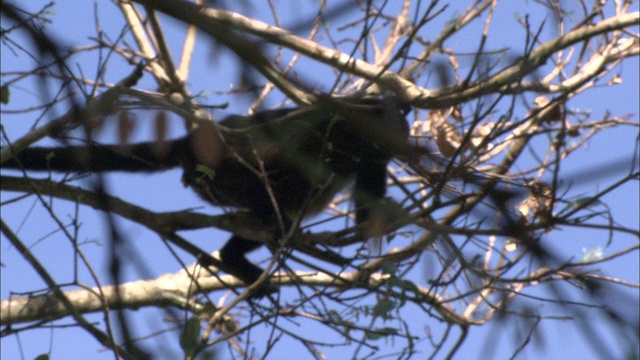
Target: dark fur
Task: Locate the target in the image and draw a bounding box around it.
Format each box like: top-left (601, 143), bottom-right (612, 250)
top-left (1, 98), bottom-right (409, 291)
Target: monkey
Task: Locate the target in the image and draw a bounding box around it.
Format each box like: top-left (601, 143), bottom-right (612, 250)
top-left (1, 97), bottom-right (410, 295)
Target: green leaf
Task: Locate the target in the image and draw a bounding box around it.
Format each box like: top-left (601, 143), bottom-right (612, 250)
top-left (401, 279), bottom-right (421, 297)
top-left (385, 232), bottom-right (396, 243)
top-left (179, 316), bottom-right (201, 354)
top-left (381, 261), bottom-right (397, 275)
top-left (373, 298), bottom-right (396, 318)
top-left (570, 197), bottom-right (600, 209)
top-left (196, 165), bottom-right (216, 180)
top-left (387, 275), bottom-right (403, 288)
top-left (365, 327), bottom-right (398, 340)
top-left (326, 309), bottom-right (343, 322)
top-left (0, 84), bottom-right (9, 104)
top-left (34, 355), bottom-right (50, 360)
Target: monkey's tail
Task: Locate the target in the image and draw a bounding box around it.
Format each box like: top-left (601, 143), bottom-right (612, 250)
top-left (1, 139), bottom-right (187, 173)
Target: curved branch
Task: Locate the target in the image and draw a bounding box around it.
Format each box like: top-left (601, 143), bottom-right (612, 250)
top-left (131, 0), bottom-right (638, 107)
top-left (1, 268), bottom-right (467, 327)
top-left (0, 175), bottom-right (271, 241)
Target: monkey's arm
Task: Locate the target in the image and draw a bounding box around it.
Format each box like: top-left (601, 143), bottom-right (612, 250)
top-left (353, 159), bottom-right (389, 224)
top-left (1, 138), bottom-right (189, 173)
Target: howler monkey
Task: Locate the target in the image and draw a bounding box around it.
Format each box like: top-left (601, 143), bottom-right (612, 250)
top-left (1, 97), bottom-right (410, 294)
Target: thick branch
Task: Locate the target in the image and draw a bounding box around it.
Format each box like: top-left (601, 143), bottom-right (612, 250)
top-left (1, 268), bottom-right (466, 326)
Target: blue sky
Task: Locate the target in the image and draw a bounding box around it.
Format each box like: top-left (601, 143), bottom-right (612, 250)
top-left (1, 1), bottom-right (638, 359)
